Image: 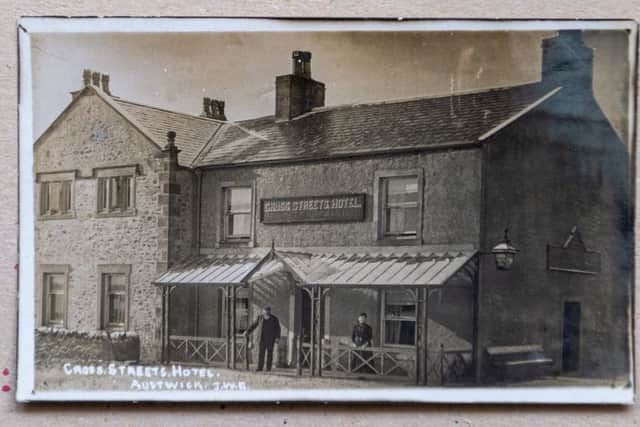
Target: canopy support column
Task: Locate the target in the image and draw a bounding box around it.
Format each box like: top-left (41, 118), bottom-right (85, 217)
top-left (225, 286), bottom-right (231, 369)
top-left (416, 287), bottom-right (430, 386)
top-left (422, 289), bottom-right (430, 386)
top-left (414, 287), bottom-right (421, 385)
top-left (231, 286), bottom-right (237, 370)
top-left (471, 257), bottom-right (481, 384)
top-left (161, 286), bottom-right (168, 364)
top-left (161, 285), bottom-right (175, 365)
top-left (313, 286), bottom-right (326, 377)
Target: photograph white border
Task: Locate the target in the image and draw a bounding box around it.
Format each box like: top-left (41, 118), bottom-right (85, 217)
top-left (17, 17), bottom-right (637, 404)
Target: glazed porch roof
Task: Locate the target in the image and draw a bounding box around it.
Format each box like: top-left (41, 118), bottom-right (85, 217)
top-left (154, 245), bottom-right (477, 288)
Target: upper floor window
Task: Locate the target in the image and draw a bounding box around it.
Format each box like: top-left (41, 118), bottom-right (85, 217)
top-left (37, 171), bottom-right (75, 219)
top-left (223, 186), bottom-right (253, 241)
top-left (95, 166), bottom-right (137, 216)
top-left (376, 171), bottom-right (422, 241)
top-left (41, 181), bottom-right (72, 216)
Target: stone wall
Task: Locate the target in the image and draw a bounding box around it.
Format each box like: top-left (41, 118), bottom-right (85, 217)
top-left (35, 328), bottom-right (140, 366)
top-left (199, 149), bottom-right (483, 248)
top-left (480, 87), bottom-right (632, 379)
top-left (34, 91), bottom-right (173, 362)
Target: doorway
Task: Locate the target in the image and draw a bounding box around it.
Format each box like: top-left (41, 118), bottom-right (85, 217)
top-left (562, 301), bottom-right (581, 372)
top-left (301, 289), bottom-right (312, 343)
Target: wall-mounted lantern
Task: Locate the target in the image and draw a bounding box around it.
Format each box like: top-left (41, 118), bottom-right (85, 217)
top-left (491, 228), bottom-right (519, 270)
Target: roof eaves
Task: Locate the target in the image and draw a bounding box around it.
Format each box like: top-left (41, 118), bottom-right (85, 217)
top-left (195, 139), bottom-right (481, 169)
top-left (477, 86), bottom-right (563, 141)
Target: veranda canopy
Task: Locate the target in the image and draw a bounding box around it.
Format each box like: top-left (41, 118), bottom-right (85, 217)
top-left (153, 245), bottom-right (477, 288)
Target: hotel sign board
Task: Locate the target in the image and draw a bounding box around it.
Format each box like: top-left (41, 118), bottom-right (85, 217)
top-left (260, 193), bottom-right (366, 224)
top-left (547, 245), bottom-right (601, 275)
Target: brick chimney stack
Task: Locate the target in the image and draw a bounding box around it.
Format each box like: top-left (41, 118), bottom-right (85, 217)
top-left (201, 97), bottom-right (227, 121)
top-left (275, 50), bottom-right (325, 121)
top-left (541, 30), bottom-right (594, 93)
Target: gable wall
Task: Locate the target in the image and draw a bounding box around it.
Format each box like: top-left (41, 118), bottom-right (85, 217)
top-left (35, 93), bottom-right (178, 362)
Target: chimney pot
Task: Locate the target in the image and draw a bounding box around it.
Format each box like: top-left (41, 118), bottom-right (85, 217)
top-left (167, 131), bottom-right (176, 146)
top-left (83, 69), bottom-right (92, 87)
top-left (91, 71), bottom-right (101, 87)
top-left (202, 97), bottom-right (212, 118)
top-left (101, 73), bottom-right (111, 95)
top-left (292, 50), bottom-right (312, 78)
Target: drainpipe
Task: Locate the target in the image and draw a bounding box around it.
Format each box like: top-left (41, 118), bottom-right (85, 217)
top-left (195, 168), bottom-right (203, 254)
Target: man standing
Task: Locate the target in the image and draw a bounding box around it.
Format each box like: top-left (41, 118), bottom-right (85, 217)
top-left (351, 312), bottom-right (373, 373)
top-left (244, 306), bottom-right (281, 372)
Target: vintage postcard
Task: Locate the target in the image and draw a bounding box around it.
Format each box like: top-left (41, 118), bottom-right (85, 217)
top-left (16, 18), bottom-right (636, 403)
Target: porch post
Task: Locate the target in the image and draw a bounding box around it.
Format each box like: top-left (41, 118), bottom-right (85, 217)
top-left (422, 288), bottom-right (430, 386)
top-left (315, 286), bottom-right (324, 377)
top-left (308, 287), bottom-right (315, 377)
top-left (231, 286), bottom-right (237, 370)
top-left (161, 286), bottom-right (167, 364)
top-left (414, 287), bottom-right (421, 385)
top-left (225, 286), bottom-right (231, 369)
top-left (472, 257), bottom-right (481, 384)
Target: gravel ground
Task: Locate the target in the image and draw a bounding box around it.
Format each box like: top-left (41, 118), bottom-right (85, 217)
top-left (34, 361), bottom-right (627, 393)
top-left (35, 361), bottom-right (411, 392)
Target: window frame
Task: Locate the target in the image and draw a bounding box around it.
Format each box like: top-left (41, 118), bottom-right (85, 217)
top-left (36, 171), bottom-right (76, 220)
top-left (95, 166), bottom-right (137, 217)
top-left (97, 264), bottom-right (131, 332)
top-left (38, 264), bottom-right (70, 328)
top-left (373, 169), bottom-right (424, 244)
top-left (381, 289), bottom-right (418, 348)
top-left (217, 181), bottom-right (256, 246)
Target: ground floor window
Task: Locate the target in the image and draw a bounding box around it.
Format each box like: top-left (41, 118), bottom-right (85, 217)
top-left (382, 289), bottom-right (417, 346)
top-left (43, 273), bottom-right (66, 327)
top-left (98, 265), bottom-right (130, 331)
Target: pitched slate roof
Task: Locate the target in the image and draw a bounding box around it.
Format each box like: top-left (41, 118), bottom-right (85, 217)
top-left (194, 82), bottom-right (561, 168)
top-left (111, 98), bottom-right (224, 167)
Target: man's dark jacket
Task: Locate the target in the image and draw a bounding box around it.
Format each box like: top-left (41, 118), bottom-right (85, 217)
top-left (352, 322), bottom-right (373, 347)
top-left (247, 315), bottom-right (281, 346)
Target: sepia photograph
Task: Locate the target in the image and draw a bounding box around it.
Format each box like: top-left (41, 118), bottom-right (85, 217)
top-left (17, 18), bottom-right (636, 403)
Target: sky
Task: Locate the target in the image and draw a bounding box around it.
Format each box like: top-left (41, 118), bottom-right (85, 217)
top-left (30, 30), bottom-right (630, 145)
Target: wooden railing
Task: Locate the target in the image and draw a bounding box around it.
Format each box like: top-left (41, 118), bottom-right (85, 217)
top-left (299, 341), bottom-right (417, 381)
top-left (169, 335), bottom-right (249, 366)
top-left (299, 341), bottom-right (472, 384)
top-left (426, 346), bottom-right (473, 385)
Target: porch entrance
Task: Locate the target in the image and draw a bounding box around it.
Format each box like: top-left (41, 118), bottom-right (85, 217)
top-left (154, 245), bottom-right (478, 386)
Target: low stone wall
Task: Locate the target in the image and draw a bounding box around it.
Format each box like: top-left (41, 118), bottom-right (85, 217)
top-left (35, 328), bottom-right (140, 366)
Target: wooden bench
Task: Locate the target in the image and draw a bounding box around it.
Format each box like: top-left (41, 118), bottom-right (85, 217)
top-left (486, 344), bottom-right (553, 382)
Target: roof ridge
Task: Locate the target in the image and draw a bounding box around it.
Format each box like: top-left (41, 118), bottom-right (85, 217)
top-left (290, 79), bottom-right (544, 120)
top-left (113, 97), bottom-right (227, 124)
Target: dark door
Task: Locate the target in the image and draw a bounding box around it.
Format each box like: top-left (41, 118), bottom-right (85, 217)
top-left (562, 301), bottom-right (581, 372)
top-left (301, 289), bottom-right (312, 343)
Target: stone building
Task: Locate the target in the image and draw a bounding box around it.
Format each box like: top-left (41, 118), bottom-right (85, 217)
top-left (34, 30), bottom-right (631, 384)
